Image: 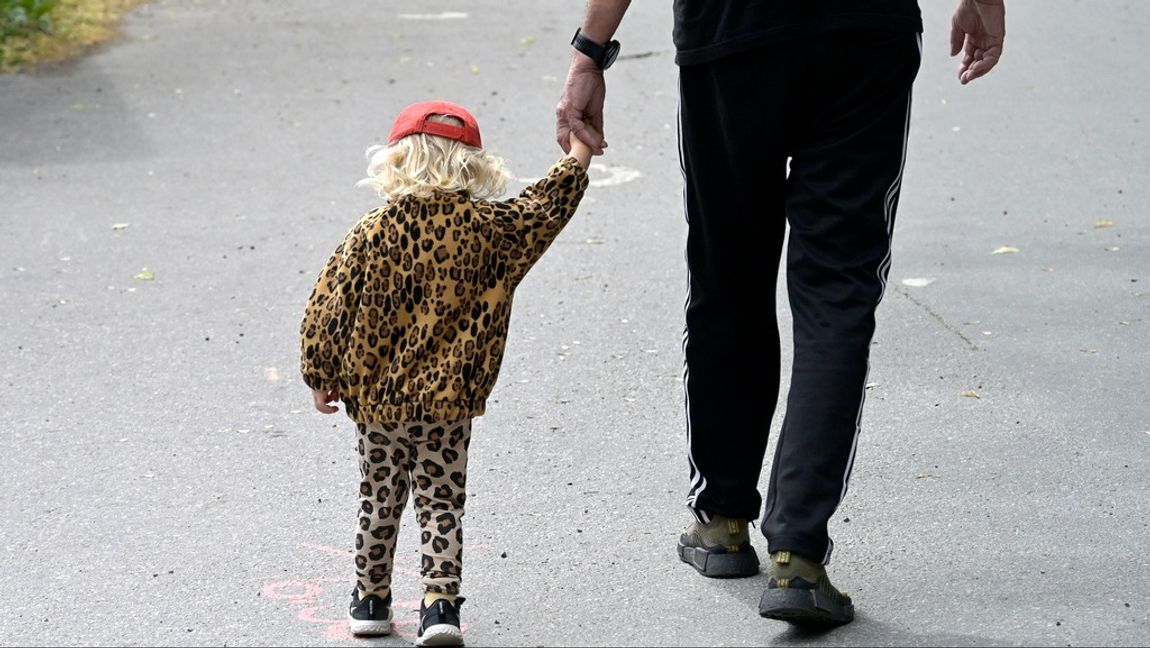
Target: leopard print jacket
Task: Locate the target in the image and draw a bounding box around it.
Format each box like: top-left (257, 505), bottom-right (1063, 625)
top-left (300, 156), bottom-right (589, 423)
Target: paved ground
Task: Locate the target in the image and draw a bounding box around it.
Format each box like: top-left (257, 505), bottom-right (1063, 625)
top-left (2, 1), bottom-right (1148, 646)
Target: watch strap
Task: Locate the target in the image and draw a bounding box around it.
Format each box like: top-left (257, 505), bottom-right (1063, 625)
top-left (571, 27), bottom-right (615, 70)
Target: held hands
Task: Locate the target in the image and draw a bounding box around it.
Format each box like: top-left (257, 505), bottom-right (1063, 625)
top-left (951, 0), bottom-right (1005, 84)
top-left (556, 55), bottom-right (608, 155)
top-left (312, 387), bottom-right (340, 414)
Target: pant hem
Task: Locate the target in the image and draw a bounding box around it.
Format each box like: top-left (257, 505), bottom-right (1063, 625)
top-left (765, 535), bottom-right (833, 565)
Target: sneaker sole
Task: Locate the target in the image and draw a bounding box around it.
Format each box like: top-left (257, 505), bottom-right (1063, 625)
top-left (348, 614), bottom-right (393, 636)
top-left (677, 541), bottom-right (760, 578)
top-left (416, 623), bottom-right (464, 646)
top-left (758, 587), bottom-right (854, 627)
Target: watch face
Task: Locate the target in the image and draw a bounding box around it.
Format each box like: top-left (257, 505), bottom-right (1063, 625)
top-left (603, 41), bottom-right (621, 69)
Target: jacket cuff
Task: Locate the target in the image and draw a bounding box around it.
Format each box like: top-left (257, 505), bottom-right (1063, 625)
top-left (302, 372), bottom-right (335, 391)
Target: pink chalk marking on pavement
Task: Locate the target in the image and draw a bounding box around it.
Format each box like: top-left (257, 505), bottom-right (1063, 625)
top-left (298, 606), bottom-right (343, 624)
top-left (323, 622), bottom-right (356, 641)
top-left (260, 540), bottom-right (480, 641)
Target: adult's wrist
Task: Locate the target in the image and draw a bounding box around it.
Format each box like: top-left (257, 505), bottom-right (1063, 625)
top-left (569, 50), bottom-right (602, 73)
top-left (571, 27), bottom-right (620, 70)
top-left (577, 24), bottom-right (615, 44)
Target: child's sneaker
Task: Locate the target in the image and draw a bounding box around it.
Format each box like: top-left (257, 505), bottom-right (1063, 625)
top-left (677, 514), bottom-right (760, 578)
top-left (416, 596), bottom-right (465, 646)
top-left (348, 588), bottom-right (392, 636)
top-left (758, 550), bottom-right (854, 626)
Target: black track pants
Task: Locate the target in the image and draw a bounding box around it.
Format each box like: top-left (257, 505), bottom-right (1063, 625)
top-left (679, 30), bottom-right (922, 563)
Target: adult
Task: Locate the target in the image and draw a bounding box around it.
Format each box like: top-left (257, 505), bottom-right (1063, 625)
top-left (556, 0), bottom-right (1005, 626)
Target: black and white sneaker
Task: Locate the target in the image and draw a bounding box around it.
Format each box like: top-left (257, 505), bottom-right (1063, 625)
top-left (348, 588), bottom-right (392, 636)
top-left (415, 596), bottom-right (465, 646)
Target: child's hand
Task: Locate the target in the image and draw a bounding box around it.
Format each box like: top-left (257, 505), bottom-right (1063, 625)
top-left (568, 126), bottom-right (602, 170)
top-left (312, 387), bottom-right (340, 414)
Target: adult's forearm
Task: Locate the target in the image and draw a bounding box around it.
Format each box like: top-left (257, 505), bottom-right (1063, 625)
top-left (578, 0), bottom-right (631, 44)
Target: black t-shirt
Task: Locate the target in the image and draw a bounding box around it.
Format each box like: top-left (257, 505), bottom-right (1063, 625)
top-left (673, 0), bottom-right (923, 65)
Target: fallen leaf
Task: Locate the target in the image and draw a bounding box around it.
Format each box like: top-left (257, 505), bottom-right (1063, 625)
top-left (992, 245), bottom-right (1020, 255)
top-left (470, 64), bottom-right (480, 75)
top-left (960, 390), bottom-right (981, 399)
top-left (1094, 219), bottom-right (1114, 229)
top-left (111, 223), bottom-right (131, 231)
top-left (134, 268), bottom-right (155, 281)
top-left (902, 277), bottom-right (935, 287)
top-left (520, 36), bottom-right (536, 46)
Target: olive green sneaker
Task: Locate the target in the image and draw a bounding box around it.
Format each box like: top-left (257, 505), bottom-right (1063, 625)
top-left (758, 550), bottom-right (854, 626)
top-left (676, 515), bottom-right (760, 578)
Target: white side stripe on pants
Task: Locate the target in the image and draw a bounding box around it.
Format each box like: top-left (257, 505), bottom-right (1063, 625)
top-left (678, 73), bottom-right (709, 524)
top-left (827, 32), bottom-right (922, 565)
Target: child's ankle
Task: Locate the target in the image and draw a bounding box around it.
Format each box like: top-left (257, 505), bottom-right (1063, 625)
top-left (423, 591), bottom-right (457, 606)
top-left (359, 588), bottom-right (390, 600)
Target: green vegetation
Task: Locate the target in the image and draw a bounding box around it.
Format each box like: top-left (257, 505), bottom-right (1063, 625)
top-left (1, 0), bottom-right (58, 40)
top-left (1, 0), bottom-right (143, 71)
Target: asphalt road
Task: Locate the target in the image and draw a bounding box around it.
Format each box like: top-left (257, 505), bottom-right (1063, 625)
top-left (1, 1), bottom-right (1148, 646)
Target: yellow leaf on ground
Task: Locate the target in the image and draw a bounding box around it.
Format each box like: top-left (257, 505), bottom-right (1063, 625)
top-left (134, 268), bottom-right (155, 281)
top-left (1094, 219), bottom-right (1114, 228)
top-left (960, 390), bottom-right (981, 399)
top-left (992, 245), bottom-right (1020, 255)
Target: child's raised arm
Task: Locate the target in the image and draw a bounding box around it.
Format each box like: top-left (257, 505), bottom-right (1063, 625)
top-left (567, 125), bottom-right (599, 170)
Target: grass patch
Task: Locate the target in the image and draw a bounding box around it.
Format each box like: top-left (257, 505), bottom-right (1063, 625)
top-left (1, 0), bottom-right (147, 71)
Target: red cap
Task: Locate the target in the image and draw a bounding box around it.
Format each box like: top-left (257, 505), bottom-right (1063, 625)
top-left (387, 100), bottom-right (482, 148)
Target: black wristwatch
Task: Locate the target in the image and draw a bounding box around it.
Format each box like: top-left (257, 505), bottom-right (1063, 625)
top-left (571, 27), bottom-right (621, 70)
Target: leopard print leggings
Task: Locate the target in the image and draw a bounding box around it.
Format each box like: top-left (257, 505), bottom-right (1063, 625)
top-left (354, 419), bottom-right (471, 597)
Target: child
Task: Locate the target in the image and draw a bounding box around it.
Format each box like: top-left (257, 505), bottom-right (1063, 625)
top-left (299, 100), bottom-right (594, 646)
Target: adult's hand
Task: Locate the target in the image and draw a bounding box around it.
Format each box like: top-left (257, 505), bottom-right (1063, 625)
top-left (950, 0), bottom-right (1005, 84)
top-left (556, 54), bottom-right (607, 154)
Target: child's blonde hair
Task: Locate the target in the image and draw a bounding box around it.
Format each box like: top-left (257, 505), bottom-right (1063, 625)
top-left (357, 115), bottom-right (511, 200)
